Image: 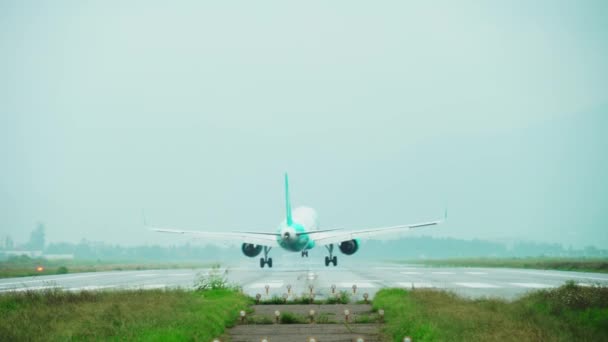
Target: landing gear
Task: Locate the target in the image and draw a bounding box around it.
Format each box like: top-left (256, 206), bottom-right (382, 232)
top-left (324, 256), bottom-right (337, 266)
top-left (324, 244), bottom-right (338, 266)
top-left (259, 246), bottom-right (273, 268)
top-left (301, 250), bottom-right (309, 257)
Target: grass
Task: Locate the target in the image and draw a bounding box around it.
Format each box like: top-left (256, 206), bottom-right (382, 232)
top-left (0, 288), bottom-right (251, 341)
top-left (279, 312), bottom-right (307, 324)
top-left (373, 281), bottom-right (608, 341)
top-left (399, 257), bottom-right (608, 273)
top-left (0, 256), bottom-right (215, 278)
top-left (259, 295), bottom-right (288, 304)
top-left (257, 290), bottom-right (351, 305)
top-left (325, 290), bottom-right (351, 304)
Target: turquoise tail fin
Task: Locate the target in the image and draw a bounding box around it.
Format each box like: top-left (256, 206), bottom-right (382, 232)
top-left (284, 173), bottom-right (293, 225)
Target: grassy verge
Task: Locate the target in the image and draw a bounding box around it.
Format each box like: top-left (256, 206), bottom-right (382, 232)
top-left (398, 257), bottom-right (608, 273)
top-left (258, 290), bottom-right (352, 305)
top-left (374, 282), bottom-right (608, 341)
top-left (0, 288), bottom-right (251, 341)
top-left (0, 256), bottom-right (215, 278)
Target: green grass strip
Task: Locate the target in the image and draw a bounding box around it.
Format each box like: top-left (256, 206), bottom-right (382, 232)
top-left (373, 282), bottom-right (608, 341)
top-left (0, 288), bottom-right (251, 341)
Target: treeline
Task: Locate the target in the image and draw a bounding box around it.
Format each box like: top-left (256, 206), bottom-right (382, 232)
top-left (43, 241), bottom-right (240, 262)
top-left (358, 237), bottom-right (608, 259)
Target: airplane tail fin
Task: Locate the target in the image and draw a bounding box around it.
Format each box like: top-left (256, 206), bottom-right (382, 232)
top-left (284, 173), bottom-right (293, 225)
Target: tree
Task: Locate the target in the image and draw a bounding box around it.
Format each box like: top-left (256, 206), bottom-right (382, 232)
top-left (26, 223), bottom-right (45, 250)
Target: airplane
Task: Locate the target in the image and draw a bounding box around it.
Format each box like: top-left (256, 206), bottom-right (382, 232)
top-left (152, 174), bottom-right (446, 268)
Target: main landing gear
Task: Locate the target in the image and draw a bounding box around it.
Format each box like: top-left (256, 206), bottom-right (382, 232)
top-left (301, 250), bottom-right (309, 257)
top-left (260, 246), bottom-right (273, 268)
top-left (324, 244), bottom-right (338, 266)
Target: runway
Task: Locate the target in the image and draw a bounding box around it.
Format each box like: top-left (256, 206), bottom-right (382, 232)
top-left (1, 259), bottom-right (607, 300)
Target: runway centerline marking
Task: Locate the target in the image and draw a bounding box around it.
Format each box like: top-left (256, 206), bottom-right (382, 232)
top-left (400, 272), bottom-right (421, 275)
top-left (454, 282), bottom-right (501, 288)
top-left (432, 272), bottom-right (455, 275)
top-left (465, 272), bottom-right (487, 275)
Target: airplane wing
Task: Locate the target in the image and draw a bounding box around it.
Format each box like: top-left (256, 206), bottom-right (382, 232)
top-left (312, 211), bottom-right (447, 246)
top-left (151, 228), bottom-right (279, 247)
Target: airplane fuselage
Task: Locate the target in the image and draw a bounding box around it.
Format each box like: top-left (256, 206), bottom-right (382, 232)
top-left (276, 206), bottom-right (318, 252)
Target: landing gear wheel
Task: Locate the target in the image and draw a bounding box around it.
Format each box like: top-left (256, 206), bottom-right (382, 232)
top-left (259, 246), bottom-right (272, 268)
top-left (324, 244), bottom-right (337, 267)
top-left (301, 251), bottom-right (309, 257)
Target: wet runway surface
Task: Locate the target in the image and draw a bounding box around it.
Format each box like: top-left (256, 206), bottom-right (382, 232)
top-left (1, 258), bottom-right (607, 300)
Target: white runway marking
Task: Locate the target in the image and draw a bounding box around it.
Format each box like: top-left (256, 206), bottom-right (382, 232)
top-left (432, 272), bottom-right (455, 275)
top-left (248, 282), bottom-right (285, 289)
top-left (337, 282), bottom-right (376, 288)
top-left (510, 283), bottom-right (555, 289)
top-left (465, 272), bottom-right (487, 275)
top-left (454, 282), bottom-right (501, 288)
top-left (576, 283), bottom-right (606, 287)
top-left (68, 285), bottom-right (116, 291)
top-left (0, 285), bottom-right (59, 292)
top-left (168, 273), bottom-right (192, 277)
top-left (397, 282), bottom-right (436, 288)
top-left (400, 271), bottom-right (421, 275)
top-left (137, 284), bottom-right (168, 289)
top-left (504, 270), bottom-right (608, 281)
top-left (135, 274), bottom-right (160, 277)
top-left (0, 274), bottom-right (104, 286)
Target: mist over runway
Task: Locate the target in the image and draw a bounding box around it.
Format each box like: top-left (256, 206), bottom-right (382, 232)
top-left (1, 260), bottom-right (606, 300)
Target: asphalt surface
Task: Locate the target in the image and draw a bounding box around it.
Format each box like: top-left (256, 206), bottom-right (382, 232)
top-left (1, 257), bottom-right (607, 300)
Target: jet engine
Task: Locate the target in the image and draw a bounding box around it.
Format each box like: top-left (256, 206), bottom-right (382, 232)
top-left (338, 239), bottom-right (359, 255)
top-left (241, 243), bottom-right (263, 257)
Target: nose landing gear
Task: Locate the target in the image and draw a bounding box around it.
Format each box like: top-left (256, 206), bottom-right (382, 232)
top-left (301, 250), bottom-right (309, 257)
top-left (259, 246), bottom-right (273, 268)
top-left (324, 244), bottom-right (338, 266)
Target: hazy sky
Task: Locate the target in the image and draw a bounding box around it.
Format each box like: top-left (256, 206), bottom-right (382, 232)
top-left (1, 1), bottom-right (607, 248)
